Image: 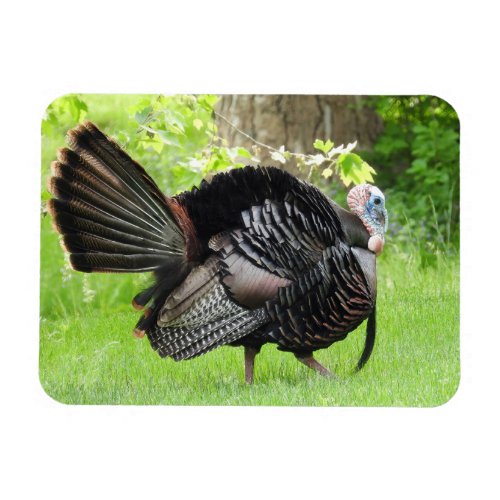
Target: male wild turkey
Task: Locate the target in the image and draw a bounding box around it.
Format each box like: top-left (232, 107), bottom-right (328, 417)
top-left (47, 121), bottom-right (388, 383)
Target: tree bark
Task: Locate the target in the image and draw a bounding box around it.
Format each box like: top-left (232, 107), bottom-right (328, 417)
top-left (215, 95), bottom-right (383, 163)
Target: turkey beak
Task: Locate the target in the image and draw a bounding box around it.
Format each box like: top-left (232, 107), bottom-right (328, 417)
top-left (374, 207), bottom-right (388, 234)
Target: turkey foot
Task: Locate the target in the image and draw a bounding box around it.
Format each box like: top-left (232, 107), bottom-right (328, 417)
top-left (244, 346), bottom-right (261, 384)
top-left (295, 353), bottom-right (334, 378)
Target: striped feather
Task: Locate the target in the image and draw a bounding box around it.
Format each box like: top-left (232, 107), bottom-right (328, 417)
top-left (47, 121), bottom-right (188, 273)
top-left (70, 253), bottom-right (167, 273)
top-left (67, 123), bottom-right (172, 226)
top-left (51, 154), bottom-right (166, 234)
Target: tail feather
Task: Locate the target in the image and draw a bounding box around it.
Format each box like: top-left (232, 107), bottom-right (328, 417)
top-left (66, 123), bottom-right (172, 228)
top-left (61, 232), bottom-right (167, 256)
top-left (132, 287), bottom-right (158, 310)
top-left (47, 198), bottom-right (168, 247)
top-left (51, 150), bottom-right (167, 236)
top-left (50, 209), bottom-right (171, 254)
top-left (356, 303), bottom-right (376, 371)
top-left (70, 252), bottom-right (166, 273)
top-left (48, 173), bottom-right (165, 238)
top-left (47, 121), bottom-right (189, 274)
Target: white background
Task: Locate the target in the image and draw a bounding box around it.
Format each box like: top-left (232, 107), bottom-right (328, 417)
top-left (0, 1), bottom-right (498, 498)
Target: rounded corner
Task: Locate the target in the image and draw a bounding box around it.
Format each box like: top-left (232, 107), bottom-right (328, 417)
top-left (423, 94), bottom-right (461, 128)
top-left (428, 370), bottom-right (461, 409)
top-left (38, 372), bottom-right (72, 406)
top-left (41, 92), bottom-right (73, 129)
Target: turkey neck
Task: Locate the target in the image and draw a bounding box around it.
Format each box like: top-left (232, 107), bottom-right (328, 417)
top-left (330, 204), bottom-right (371, 249)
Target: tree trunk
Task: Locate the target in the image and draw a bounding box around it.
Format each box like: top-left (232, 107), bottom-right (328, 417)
top-left (215, 95), bottom-right (383, 164)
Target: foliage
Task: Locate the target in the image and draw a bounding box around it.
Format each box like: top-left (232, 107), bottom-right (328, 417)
top-left (120, 94), bottom-right (261, 193)
top-left (41, 94), bottom-right (257, 198)
top-left (42, 94), bottom-right (88, 136)
top-left (266, 138), bottom-right (376, 186)
top-left (366, 96), bottom-right (460, 255)
top-left (42, 94), bottom-right (377, 195)
top-left (212, 109), bottom-right (377, 187)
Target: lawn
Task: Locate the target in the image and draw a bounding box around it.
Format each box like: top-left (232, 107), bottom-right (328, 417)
top-left (40, 216), bottom-right (460, 406)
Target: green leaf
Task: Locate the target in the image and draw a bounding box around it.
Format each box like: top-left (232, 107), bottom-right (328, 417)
top-left (154, 129), bottom-right (181, 148)
top-left (408, 158), bottom-right (427, 174)
top-left (313, 139), bottom-right (334, 154)
top-left (197, 94), bottom-right (219, 111)
top-left (42, 94), bottom-right (88, 135)
top-left (150, 136), bottom-right (164, 154)
top-left (41, 110), bottom-right (58, 135)
top-left (339, 168), bottom-right (352, 187)
top-left (135, 106), bottom-right (153, 125)
top-left (338, 153), bottom-right (377, 186)
top-left (206, 120), bottom-right (218, 133)
top-left (66, 95), bottom-right (88, 122)
top-left (236, 147), bottom-right (252, 159)
top-left (163, 109), bottom-right (186, 135)
top-left (338, 152), bottom-right (362, 174)
top-left (323, 139), bottom-right (334, 152)
top-left (138, 137), bottom-right (164, 153)
top-left (322, 167), bottom-right (333, 179)
top-left (193, 118), bottom-right (203, 130)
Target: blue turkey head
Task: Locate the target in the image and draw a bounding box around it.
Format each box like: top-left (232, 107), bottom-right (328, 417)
top-left (347, 184), bottom-right (388, 255)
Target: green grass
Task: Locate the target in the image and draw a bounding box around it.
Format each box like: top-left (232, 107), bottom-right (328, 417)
top-left (40, 229), bottom-right (460, 406)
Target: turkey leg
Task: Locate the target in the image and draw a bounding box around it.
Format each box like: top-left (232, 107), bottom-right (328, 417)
top-left (295, 353), bottom-right (334, 378)
top-left (244, 346), bottom-right (260, 384)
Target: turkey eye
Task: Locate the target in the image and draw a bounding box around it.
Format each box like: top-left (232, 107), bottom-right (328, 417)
top-left (374, 198), bottom-right (381, 205)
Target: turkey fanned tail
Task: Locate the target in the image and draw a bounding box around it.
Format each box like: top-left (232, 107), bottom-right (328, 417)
top-left (47, 121), bottom-right (186, 273)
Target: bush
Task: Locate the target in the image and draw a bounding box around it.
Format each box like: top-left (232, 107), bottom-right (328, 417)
top-left (364, 96), bottom-right (459, 257)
